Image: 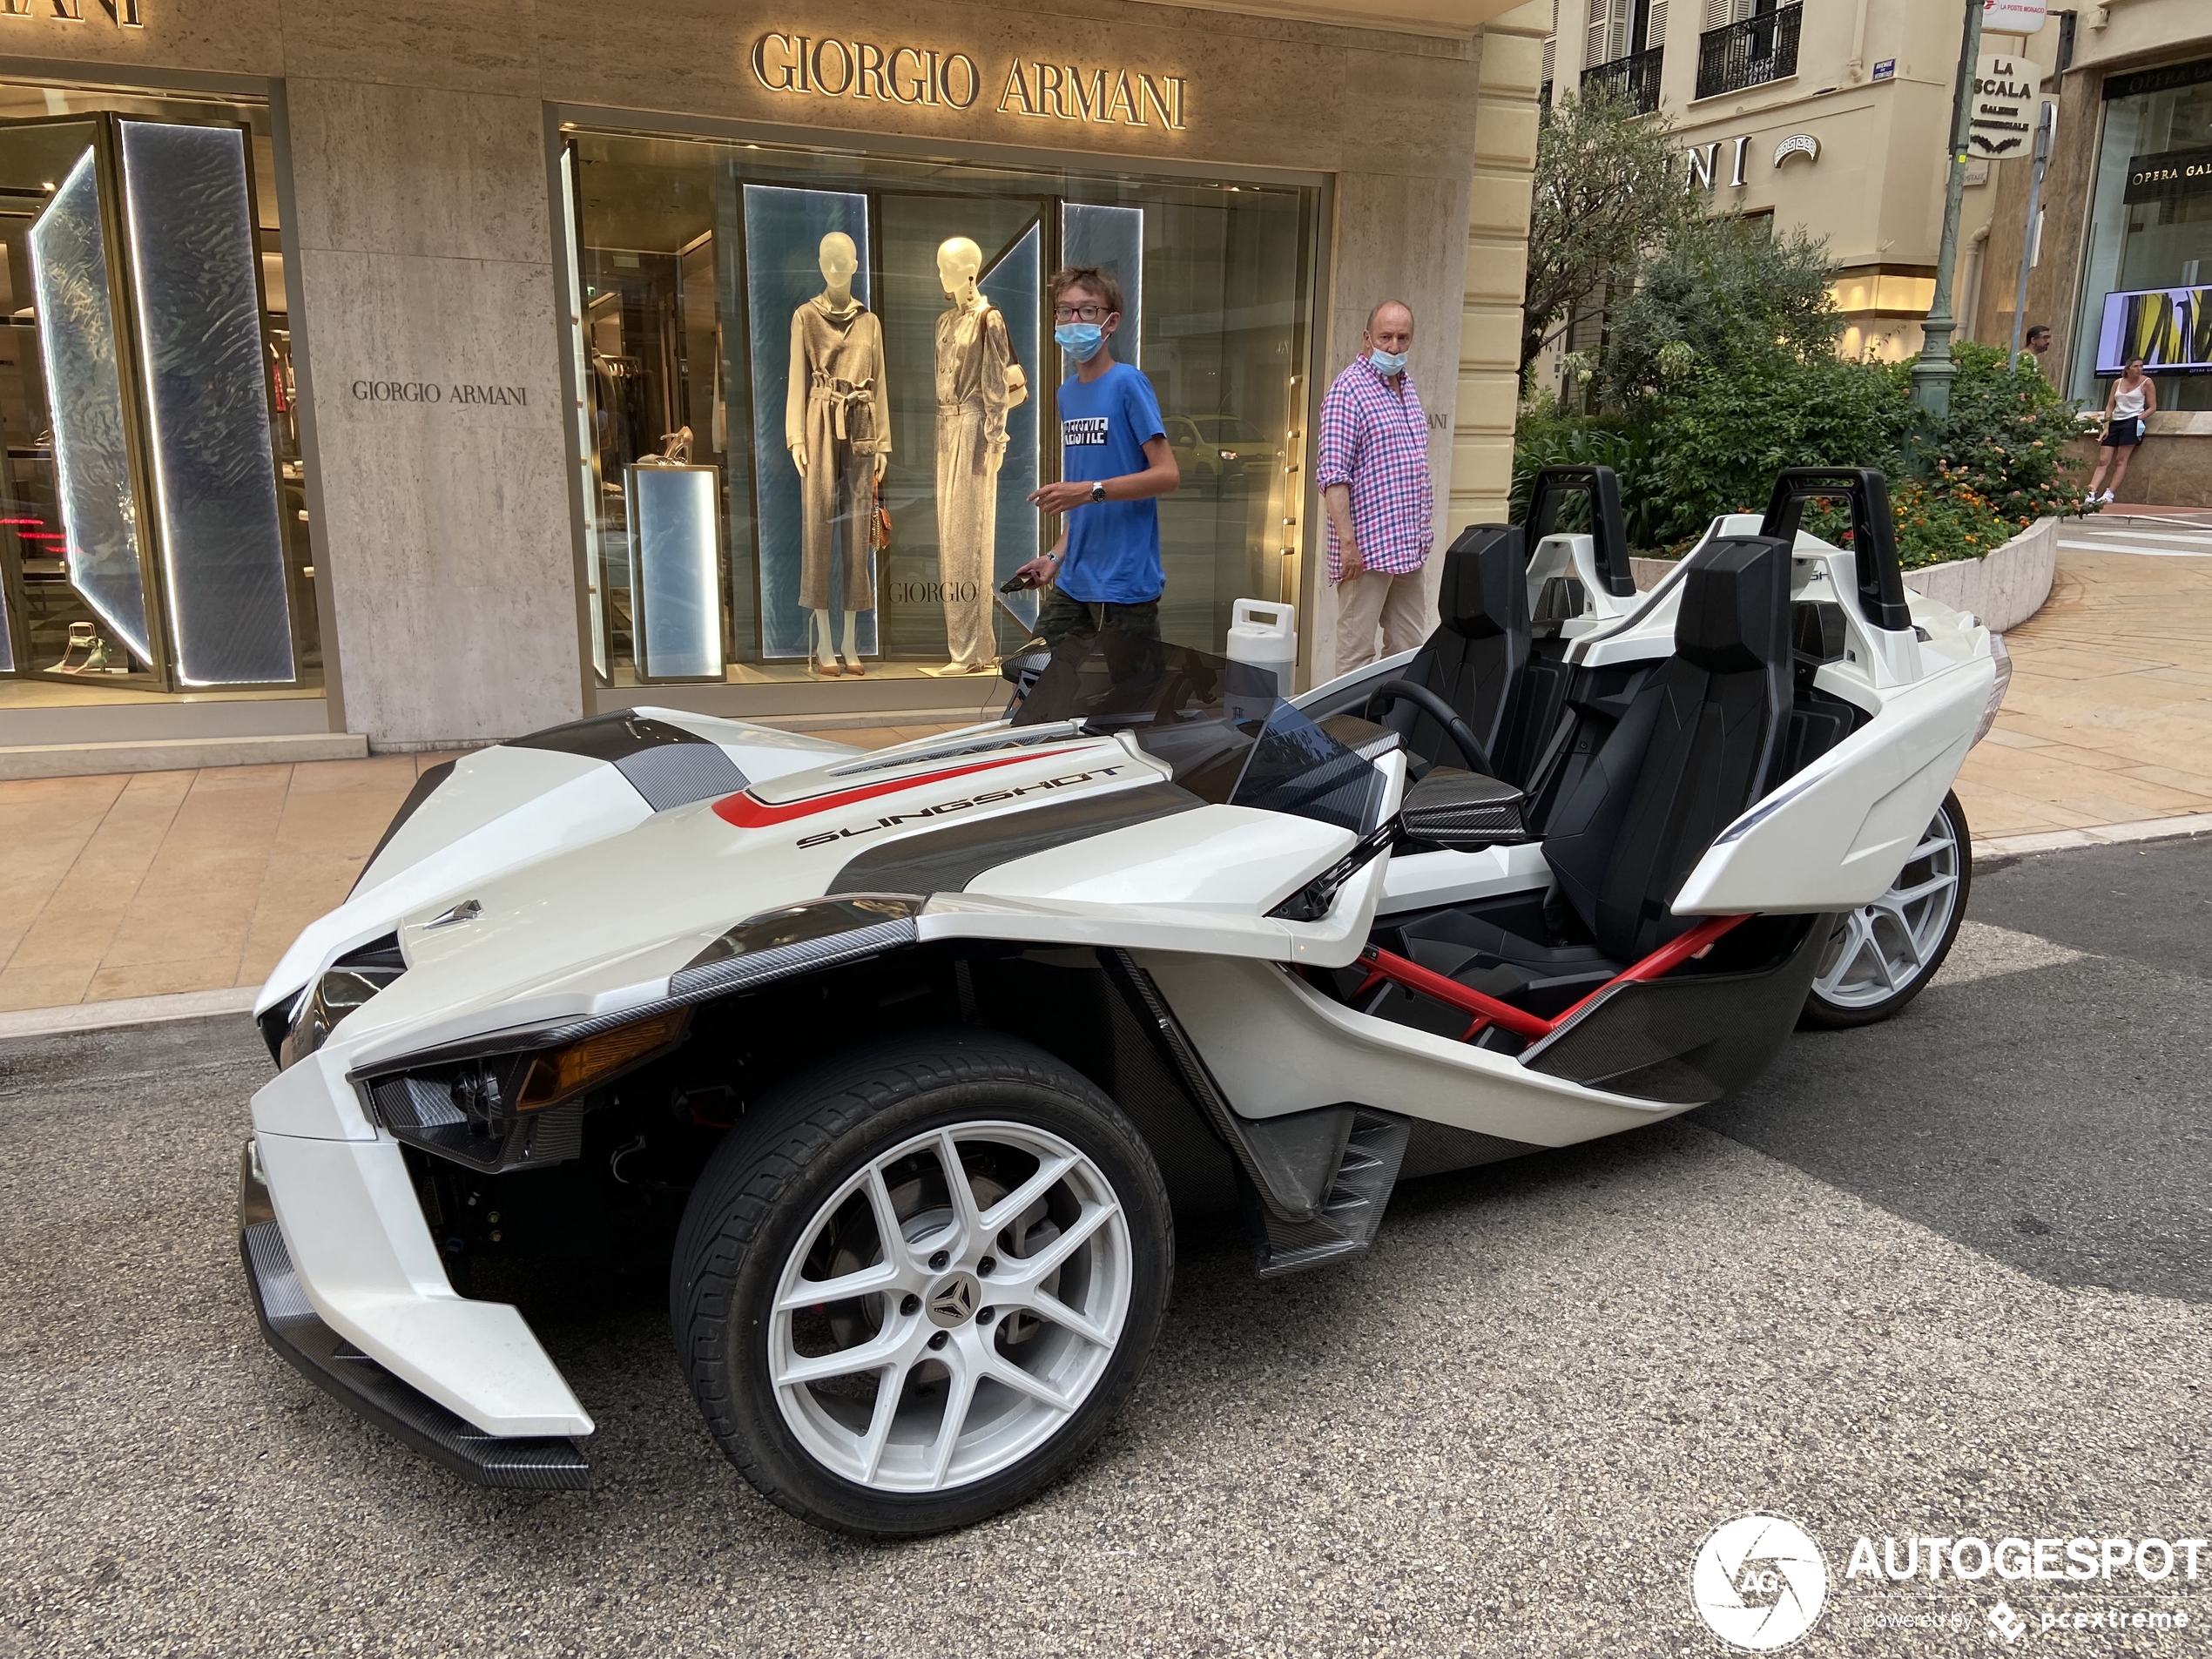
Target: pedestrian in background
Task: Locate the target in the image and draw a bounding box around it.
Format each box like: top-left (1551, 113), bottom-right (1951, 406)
top-left (2022, 324), bottom-right (2052, 373)
top-left (1317, 300), bottom-right (1433, 677)
top-left (1015, 265), bottom-right (1178, 673)
top-left (2085, 356), bottom-right (2155, 506)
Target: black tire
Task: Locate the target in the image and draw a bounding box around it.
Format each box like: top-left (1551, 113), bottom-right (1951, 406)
top-left (669, 1028), bottom-right (1172, 1537)
top-left (1800, 790), bottom-right (1972, 1029)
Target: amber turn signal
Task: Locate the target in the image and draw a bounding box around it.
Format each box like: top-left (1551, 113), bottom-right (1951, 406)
top-left (515, 1009), bottom-right (689, 1112)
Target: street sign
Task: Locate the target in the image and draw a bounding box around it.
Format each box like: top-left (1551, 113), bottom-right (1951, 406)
top-left (1970, 53), bottom-right (2045, 157)
top-left (1982, 0), bottom-right (2047, 31)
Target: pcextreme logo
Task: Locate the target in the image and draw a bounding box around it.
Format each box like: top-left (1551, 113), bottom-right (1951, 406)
top-left (792, 765), bottom-right (1129, 847)
top-left (1691, 1514), bottom-right (1829, 1650)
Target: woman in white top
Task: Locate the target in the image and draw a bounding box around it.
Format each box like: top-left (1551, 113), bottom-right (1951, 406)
top-left (2085, 356), bottom-right (2156, 505)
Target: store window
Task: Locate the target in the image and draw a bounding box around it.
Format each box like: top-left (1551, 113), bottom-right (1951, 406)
top-left (0, 82), bottom-right (314, 699)
top-left (2072, 58), bottom-right (2212, 410)
top-left (563, 130), bottom-right (1318, 686)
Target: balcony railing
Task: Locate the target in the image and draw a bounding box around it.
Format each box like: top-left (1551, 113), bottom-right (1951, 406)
top-left (1581, 45), bottom-right (1664, 116)
top-left (1696, 3), bottom-right (1802, 101)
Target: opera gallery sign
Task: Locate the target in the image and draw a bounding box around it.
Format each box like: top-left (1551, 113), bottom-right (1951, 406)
top-left (750, 31), bottom-right (1190, 130)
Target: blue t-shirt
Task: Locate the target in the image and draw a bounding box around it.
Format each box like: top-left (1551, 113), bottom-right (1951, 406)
top-left (1056, 361), bottom-right (1165, 604)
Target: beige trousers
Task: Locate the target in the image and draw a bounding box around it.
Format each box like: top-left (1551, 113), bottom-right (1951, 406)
top-left (934, 400), bottom-right (1001, 669)
top-left (1333, 567), bottom-right (1431, 677)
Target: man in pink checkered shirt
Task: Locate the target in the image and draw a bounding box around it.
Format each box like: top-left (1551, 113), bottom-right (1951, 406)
top-left (1317, 300), bottom-right (1435, 678)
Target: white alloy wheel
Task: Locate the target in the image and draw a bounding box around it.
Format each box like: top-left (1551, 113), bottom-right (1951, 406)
top-left (1803, 791), bottom-right (1971, 1028)
top-left (770, 1120), bottom-right (1132, 1494)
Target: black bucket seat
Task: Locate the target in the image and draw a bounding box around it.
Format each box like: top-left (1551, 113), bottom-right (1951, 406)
top-left (1383, 534), bottom-right (1793, 1012)
top-left (1378, 521), bottom-right (1530, 779)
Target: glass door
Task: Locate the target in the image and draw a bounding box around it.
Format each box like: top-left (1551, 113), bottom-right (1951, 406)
top-left (0, 111), bottom-right (295, 688)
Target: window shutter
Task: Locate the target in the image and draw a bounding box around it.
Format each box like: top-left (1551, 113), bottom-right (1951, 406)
top-left (1703, 0), bottom-right (1730, 27)
top-left (1543, 0), bottom-right (1558, 81)
top-left (1587, 0), bottom-right (1612, 71)
top-left (1646, 0), bottom-right (1668, 51)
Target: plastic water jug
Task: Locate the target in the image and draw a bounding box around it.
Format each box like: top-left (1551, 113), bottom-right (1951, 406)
top-left (1225, 599), bottom-right (1297, 698)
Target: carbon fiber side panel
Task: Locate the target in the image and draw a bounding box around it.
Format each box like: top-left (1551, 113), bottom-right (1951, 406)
top-left (1520, 915), bottom-right (1825, 1105)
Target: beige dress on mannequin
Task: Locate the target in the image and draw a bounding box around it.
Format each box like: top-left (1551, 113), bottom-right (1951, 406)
top-left (934, 293), bottom-right (1019, 671)
top-left (785, 294), bottom-right (887, 617)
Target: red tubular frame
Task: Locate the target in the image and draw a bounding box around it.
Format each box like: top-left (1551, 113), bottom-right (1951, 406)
top-left (1352, 912), bottom-right (1754, 1044)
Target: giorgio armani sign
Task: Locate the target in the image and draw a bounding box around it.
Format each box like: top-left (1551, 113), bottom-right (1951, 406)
top-left (1, 1), bottom-right (142, 24)
top-left (750, 31), bottom-right (1190, 129)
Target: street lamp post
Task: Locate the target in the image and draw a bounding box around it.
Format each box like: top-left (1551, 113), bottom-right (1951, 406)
top-left (1911, 0), bottom-right (1986, 415)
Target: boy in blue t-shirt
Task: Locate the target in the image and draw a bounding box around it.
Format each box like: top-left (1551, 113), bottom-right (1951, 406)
top-left (1014, 266), bottom-right (1180, 651)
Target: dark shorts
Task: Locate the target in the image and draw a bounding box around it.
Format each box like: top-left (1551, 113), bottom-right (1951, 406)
top-left (1037, 590), bottom-right (1161, 648)
top-left (2101, 417), bottom-right (2146, 448)
top-left (1036, 589), bottom-right (1163, 692)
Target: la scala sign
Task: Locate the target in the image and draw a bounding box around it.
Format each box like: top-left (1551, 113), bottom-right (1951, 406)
top-left (750, 32), bottom-right (1190, 129)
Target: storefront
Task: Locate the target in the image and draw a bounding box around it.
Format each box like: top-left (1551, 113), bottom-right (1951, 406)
top-left (0, 0), bottom-right (1541, 760)
top-left (2065, 56), bottom-right (2212, 412)
top-left (0, 74), bottom-right (322, 740)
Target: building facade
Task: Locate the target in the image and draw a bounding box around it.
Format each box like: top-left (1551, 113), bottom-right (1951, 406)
top-left (0, 0), bottom-right (1548, 763)
top-left (1973, 1), bottom-right (2212, 504)
top-left (1548, 0), bottom-right (2051, 361)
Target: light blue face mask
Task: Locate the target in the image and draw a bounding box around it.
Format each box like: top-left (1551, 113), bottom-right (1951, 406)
top-left (1369, 347), bottom-right (1409, 375)
top-left (1056, 321), bottom-right (1107, 361)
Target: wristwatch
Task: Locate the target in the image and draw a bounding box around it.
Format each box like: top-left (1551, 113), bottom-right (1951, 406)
top-left (1090, 481), bottom-right (1107, 503)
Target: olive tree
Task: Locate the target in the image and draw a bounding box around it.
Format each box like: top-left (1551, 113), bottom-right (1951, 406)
top-left (1520, 88), bottom-right (1693, 380)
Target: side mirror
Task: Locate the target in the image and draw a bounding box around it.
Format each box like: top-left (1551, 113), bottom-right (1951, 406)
top-left (1399, 766), bottom-right (1530, 849)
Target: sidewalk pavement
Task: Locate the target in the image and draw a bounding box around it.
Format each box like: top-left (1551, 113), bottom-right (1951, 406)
top-left (6, 531), bottom-right (2212, 1026)
top-left (1954, 520), bottom-right (2212, 843)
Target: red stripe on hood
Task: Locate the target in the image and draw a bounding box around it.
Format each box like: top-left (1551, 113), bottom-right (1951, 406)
top-left (713, 747), bottom-right (1090, 829)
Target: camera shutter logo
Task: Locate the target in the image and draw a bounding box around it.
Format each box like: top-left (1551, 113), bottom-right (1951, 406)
top-left (1689, 1514), bottom-right (1829, 1650)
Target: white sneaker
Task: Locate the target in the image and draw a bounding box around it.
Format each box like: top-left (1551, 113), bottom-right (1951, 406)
top-left (2100, 490), bottom-right (2116, 504)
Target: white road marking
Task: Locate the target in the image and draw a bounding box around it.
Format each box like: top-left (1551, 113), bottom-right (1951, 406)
top-left (2058, 540), bottom-right (2212, 557)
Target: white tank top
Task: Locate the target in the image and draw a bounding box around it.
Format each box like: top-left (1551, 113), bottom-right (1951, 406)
top-left (2114, 383), bottom-right (2148, 417)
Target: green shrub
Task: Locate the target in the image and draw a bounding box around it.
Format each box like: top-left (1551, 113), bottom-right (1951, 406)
top-left (1806, 470), bottom-right (2020, 571)
top-left (1507, 416), bottom-right (1669, 550)
top-left (1643, 356), bottom-right (1918, 546)
top-left (1925, 341), bottom-right (2092, 524)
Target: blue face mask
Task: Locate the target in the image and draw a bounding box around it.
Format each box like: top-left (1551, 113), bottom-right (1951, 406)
top-left (1056, 321), bottom-right (1107, 361)
top-left (1370, 347), bottom-right (1409, 375)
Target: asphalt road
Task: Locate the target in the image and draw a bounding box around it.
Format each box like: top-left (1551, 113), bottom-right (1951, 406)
top-left (3, 837), bottom-right (2210, 1657)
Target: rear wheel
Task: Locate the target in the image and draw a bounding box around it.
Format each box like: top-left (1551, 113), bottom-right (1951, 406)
top-left (670, 1030), bottom-right (1171, 1536)
top-left (1801, 791), bottom-right (1971, 1028)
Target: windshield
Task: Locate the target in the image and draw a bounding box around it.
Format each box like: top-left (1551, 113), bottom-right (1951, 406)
top-left (1009, 634), bottom-right (1381, 833)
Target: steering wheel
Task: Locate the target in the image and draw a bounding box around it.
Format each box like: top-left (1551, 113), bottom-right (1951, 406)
top-left (1363, 678), bottom-right (1493, 777)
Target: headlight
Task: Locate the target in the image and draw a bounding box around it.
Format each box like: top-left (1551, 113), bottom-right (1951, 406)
top-left (275, 934), bottom-right (405, 1070)
top-left (361, 1008), bottom-right (690, 1173)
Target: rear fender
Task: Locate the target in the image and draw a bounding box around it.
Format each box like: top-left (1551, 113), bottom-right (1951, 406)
top-left (1672, 651), bottom-right (1992, 914)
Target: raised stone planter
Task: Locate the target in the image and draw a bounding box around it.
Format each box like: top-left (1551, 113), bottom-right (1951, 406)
top-left (1900, 515), bottom-right (2058, 634)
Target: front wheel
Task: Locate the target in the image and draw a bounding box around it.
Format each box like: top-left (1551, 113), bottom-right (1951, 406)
top-left (1801, 791), bottom-right (1971, 1029)
top-left (670, 1030), bottom-right (1171, 1536)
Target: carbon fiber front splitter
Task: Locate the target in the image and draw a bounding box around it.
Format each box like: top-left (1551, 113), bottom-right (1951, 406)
top-left (237, 1143), bottom-right (590, 1491)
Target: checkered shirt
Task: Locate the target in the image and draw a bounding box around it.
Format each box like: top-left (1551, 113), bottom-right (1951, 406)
top-left (1314, 354), bottom-right (1433, 582)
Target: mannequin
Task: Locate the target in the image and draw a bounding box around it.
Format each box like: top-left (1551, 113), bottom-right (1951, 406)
top-left (785, 232), bottom-right (888, 676)
top-left (927, 235), bottom-right (1026, 674)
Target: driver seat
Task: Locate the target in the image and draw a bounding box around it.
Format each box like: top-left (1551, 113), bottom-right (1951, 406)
top-left (1381, 523), bottom-right (1530, 779)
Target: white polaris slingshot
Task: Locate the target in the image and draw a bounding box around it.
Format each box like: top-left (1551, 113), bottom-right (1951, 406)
top-left (239, 467), bottom-right (2002, 1534)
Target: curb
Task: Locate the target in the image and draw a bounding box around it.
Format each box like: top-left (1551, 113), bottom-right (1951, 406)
top-left (0, 986), bottom-right (260, 1043)
top-left (1973, 810), bottom-right (2212, 862)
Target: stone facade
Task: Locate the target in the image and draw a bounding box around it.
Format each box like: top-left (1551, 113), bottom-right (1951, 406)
top-left (0, 0), bottom-right (1541, 745)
